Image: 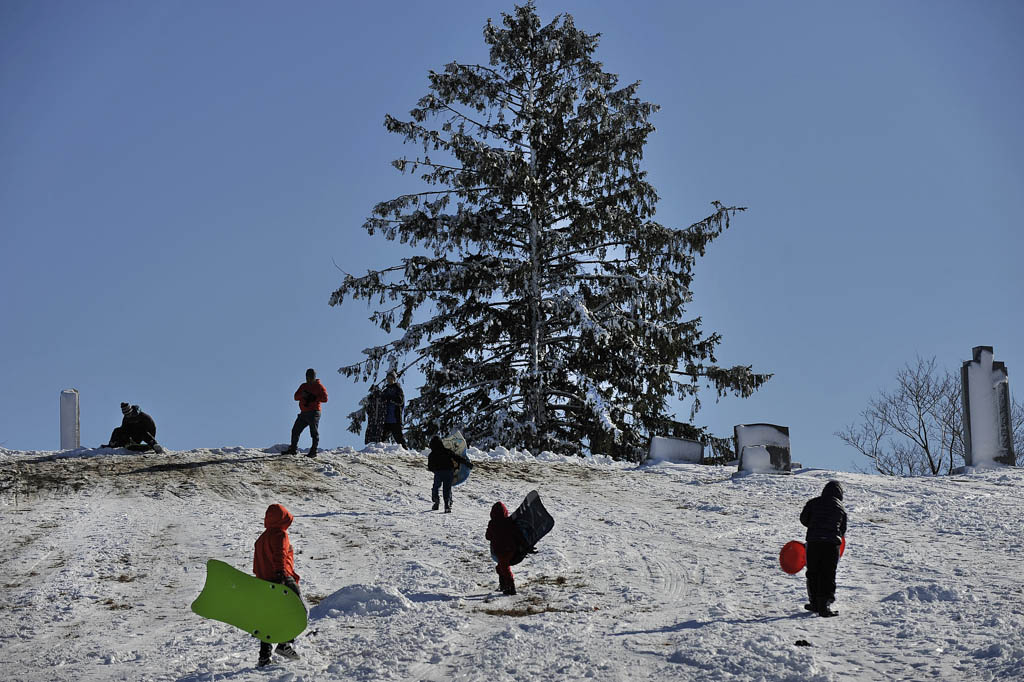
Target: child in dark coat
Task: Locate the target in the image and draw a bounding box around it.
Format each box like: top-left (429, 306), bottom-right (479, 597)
top-left (253, 503), bottom-right (302, 667)
top-left (426, 436), bottom-right (468, 513)
top-left (486, 502), bottom-right (520, 595)
top-left (800, 480), bottom-right (847, 617)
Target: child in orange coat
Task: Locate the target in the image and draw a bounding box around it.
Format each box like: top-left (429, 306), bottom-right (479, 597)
top-left (253, 503), bottom-right (302, 667)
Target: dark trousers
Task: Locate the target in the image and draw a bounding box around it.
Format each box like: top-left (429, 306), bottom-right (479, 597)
top-left (107, 426), bottom-right (157, 448)
top-left (290, 411), bottom-right (320, 452)
top-left (431, 469), bottom-right (454, 506)
top-left (805, 540), bottom-right (840, 610)
top-left (383, 421), bottom-right (406, 447)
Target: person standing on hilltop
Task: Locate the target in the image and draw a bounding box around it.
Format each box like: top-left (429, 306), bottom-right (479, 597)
top-left (381, 370), bottom-right (407, 448)
top-left (282, 368), bottom-right (328, 458)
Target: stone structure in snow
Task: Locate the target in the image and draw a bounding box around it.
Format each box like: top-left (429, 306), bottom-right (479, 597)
top-left (961, 346), bottom-right (1015, 467)
top-left (60, 388), bottom-right (80, 450)
top-left (646, 436), bottom-right (703, 464)
top-left (734, 423), bottom-right (791, 473)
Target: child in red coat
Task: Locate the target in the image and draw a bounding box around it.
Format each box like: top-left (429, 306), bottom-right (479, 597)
top-left (486, 501), bottom-right (520, 595)
top-left (253, 503), bottom-right (302, 667)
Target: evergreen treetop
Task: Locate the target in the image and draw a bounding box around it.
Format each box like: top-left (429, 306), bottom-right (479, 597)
top-left (332, 2), bottom-right (770, 458)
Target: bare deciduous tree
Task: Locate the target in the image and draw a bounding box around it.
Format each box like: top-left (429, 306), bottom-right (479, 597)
top-left (837, 356), bottom-right (1023, 476)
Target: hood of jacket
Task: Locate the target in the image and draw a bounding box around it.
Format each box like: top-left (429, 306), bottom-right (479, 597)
top-left (264, 503), bottom-right (294, 530)
top-left (490, 501), bottom-right (508, 521)
top-left (822, 480), bottom-right (844, 501)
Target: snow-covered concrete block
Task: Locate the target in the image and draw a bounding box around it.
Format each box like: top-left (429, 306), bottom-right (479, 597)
top-left (734, 423), bottom-right (791, 473)
top-left (60, 388), bottom-right (80, 450)
top-left (961, 346), bottom-right (1015, 467)
top-left (738, 445), bottom-right (773, 473)
top-left (647, 436), bottom-right (703, 464)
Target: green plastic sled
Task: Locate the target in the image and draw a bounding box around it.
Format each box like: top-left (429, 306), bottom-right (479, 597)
top-left (190, 559), bottom-right (307, 643)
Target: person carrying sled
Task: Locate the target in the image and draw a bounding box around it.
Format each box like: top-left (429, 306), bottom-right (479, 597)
top-left (486, 501), bottom-right (520, 595)
top-left (253, 503), bottom-right (303, 667)
top-left (426, 435), bottom-right (470, 513)
top-left (800, 480), bottom-right (847, 617)
top-left (101, 402), bottom-right (161, 452)
top-left (381, 370), bottom-right (407, 448)
top-left (283, 368), bottom-right (328, 457)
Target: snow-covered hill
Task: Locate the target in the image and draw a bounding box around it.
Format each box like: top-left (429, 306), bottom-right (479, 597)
top-left (1, 445), bottom-right (1022, 682)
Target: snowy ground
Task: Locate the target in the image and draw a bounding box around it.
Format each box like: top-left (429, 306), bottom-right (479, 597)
top-left (1, 444), bottom-right (1023, 682)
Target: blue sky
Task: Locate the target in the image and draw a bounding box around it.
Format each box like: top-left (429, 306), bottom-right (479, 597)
top-left (2, 1), bottom-right (1021, 471)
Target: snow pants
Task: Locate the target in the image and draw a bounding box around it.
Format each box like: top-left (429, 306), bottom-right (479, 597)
top-left (383, 421), bottom-right (407, 447)
top-left (494, 551), bottom-right (514, 585)
top-left (431, 469), bottom-right (454, 507)
top-left (805, 540), bottom-right (840, 610)
top-left (107, 425), bottom-right (157, 448)
top-left (290, 411), bottom-right (320, 452)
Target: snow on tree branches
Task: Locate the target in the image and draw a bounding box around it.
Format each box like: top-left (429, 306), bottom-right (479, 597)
top-left (331, 2), bottom-right (770, 458)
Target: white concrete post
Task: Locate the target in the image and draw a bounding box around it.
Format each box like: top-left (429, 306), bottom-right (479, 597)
top-left (60, 388), bottom-right (80, 449)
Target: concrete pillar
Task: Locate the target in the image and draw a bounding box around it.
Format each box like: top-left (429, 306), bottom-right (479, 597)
top-left (961, 346), bottom-right (1014, 466)
top-left (60, 388), bottom-right (80, 449)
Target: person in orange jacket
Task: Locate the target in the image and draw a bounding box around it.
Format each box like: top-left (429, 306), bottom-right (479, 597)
top-left (253, 503), bottom-right (302, 667)
top-left (283, 368), bottom-right (328, 457)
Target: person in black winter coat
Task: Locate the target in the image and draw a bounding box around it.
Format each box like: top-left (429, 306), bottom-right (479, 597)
top-left (102, 402), bottom-right (160, 451)
top-left (426, 435), bottom-right (468, 513)
top-left (381, 371), bottom-right (407, 448)
top-left (800, 480), bottom-right (847, 617)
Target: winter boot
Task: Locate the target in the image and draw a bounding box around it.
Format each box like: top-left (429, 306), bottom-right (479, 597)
top-left (504, 578), bottom-right (517, 596)
top-left (282, 445), bottom-right (298, 455)
top-left (444, 496), bottom-right (452, 513)
top-left (258, 641), bottom-right (273, 667)
top-left (818, 607), bottom-right (839, 618)
top-left (276, 642), bottom-right (300, 660)
top-left (803, 603), bottom-right (817, 612)
top-left (431, 501), bottom-right (440, 511)
top-left (306, 448), bottom-right (317, 458)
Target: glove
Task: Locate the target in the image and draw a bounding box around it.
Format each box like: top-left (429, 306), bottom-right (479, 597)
top-left (281, 575), bottom-right (301, 597)
top-left (303, 392), bottom-right (314, 402)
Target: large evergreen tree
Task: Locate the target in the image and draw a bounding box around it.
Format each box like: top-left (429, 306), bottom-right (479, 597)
top-left (331, 2), bottom-right (770, 458)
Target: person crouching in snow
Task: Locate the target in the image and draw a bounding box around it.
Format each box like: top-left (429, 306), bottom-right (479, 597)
top-left (486, 502), bottom-right (520, 595)
top-left (800, 480), bottom-right (847, 617)
top-left (102, 402), bottom-right (162, 452)
top-left (253, 503), bottom-right (302, 667)
top-left (427, 435), bottom-right (469, 513)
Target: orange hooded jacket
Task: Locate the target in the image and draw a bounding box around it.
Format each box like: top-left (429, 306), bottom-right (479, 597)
top-left (294, 380), bottom-right (328, 413)
top-left (253, 503), bottom-right (300, 583)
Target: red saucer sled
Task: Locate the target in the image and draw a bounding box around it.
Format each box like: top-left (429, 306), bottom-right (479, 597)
top-left (779, 537), bottom-right (845, 574)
